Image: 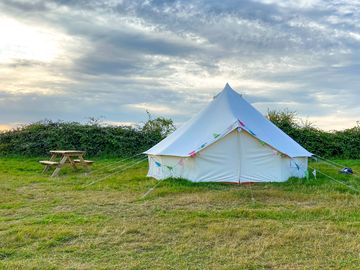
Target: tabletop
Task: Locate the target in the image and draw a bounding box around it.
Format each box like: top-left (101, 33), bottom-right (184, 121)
top-left (50, 150), bottom-right (85, 155)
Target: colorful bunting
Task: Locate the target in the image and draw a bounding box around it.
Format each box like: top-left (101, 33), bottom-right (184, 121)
top-left (213, 133), bottom-right (220, 139)
top-left (189, 150), bottom-right (196, 157)
top-left (295, 163), bottom-right (300, 170)
top-left (238, 120), bottom-right (246, 127)
top-left (248, 129), bottom-right (256, 136)
top-left (166, 165), bottom-right (173, 171)
top-left (155, 161), bottom-right (161, 167)
top-left (200, 143), bottom-right (207, 148)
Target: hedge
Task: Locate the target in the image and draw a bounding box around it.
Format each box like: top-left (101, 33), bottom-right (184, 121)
top-left (0, 111), bottom-right (359, 158)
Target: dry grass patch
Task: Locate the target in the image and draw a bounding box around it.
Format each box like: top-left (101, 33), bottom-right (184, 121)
top-left (0, 157), bottom-right (359, 269)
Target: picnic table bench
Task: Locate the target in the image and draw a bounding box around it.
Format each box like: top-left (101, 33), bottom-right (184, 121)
top-left (40, 150), bottom-right (94, 177)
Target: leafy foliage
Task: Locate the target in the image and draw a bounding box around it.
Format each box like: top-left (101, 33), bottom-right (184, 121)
top-left (142, 111), bottom-right (176, 138)
top-left (0, 116), bottom-right (175, 157)
top-left (0, 109), bottom-right (359, 158)
top-left (267, 109), bottom-right (360, 159)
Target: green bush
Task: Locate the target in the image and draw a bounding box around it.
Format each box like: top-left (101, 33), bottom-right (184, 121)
top-left (0, 117), bottom-right (175, 157)
top-left (0, 110), bottom-right (359, 158)
top-left (267, 109), bottom-right (360, 159)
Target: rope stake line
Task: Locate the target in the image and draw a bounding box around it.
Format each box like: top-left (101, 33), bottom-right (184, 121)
top-left (90, 153), bottom-right (145, 174)
top-left (313, 155), bottom-right (360, 180)
top-left (314, 155), bottom-right (349, 169)
top-left (106, 156), bottom-right (146, 173)
top-left (83, 157), bottom-right (147, 188)
top-left (140, 179), bottom-right (166, 199)
top-left (307, 164), bottom-right (359, 194)
top-left (247, 181), bottom-right (256, 203)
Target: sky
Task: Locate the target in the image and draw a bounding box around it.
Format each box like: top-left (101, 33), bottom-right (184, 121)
top-left (0, 0), bottom-right (359, 131)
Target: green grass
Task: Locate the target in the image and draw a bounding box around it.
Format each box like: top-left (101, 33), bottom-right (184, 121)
top-left (0, 157), bottom-right (359, 269)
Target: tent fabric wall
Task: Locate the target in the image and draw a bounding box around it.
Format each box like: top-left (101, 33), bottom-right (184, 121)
top-left (148, 130), bottom-right (240, 182)
top-left (238, 130), bottom-right (283, 182)
top-left (147, 129), bottom-right (308, 183)
top-left (282, 157), bottom-right (308, 180)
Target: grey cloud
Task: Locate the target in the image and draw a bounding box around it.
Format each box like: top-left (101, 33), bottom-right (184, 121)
top-left (0, 0), bottom-right (359, 130)
top-left (1, 0), bottom-right (49, 12)
top-left (0, 85), bottom-right (190, 124)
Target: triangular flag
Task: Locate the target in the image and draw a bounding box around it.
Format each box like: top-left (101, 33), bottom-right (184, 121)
top-left (189, 150), bottom-right (196, 157)
top-left (155, 161), bottom-right (161, 167)
top-left (166, 165), bottom-right (173, 171)
top-left (213, 133), bottom-right (220, 138)
top-left (238, 120), bottom-right (246, 127)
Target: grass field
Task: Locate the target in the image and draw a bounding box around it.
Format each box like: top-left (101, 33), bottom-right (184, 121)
top-left (0, 157), bottom-right (359, 269)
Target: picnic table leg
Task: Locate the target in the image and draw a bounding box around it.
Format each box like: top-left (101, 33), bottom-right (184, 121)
top-left (78, 155), bottom-right (90, 175)
top-left (42, 154), bottom-right (57, 173)
top-left (51, 156), bottom-right (68, 177)
top-left (67, 155), bottom-right (78, 170)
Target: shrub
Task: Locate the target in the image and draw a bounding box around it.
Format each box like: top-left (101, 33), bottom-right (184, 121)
top-left (0, 116), bottom-right (175, 157)
top-left (1, 110), bottom-right (359, 159)
top-left (267, 110), bottom-right (360, 159)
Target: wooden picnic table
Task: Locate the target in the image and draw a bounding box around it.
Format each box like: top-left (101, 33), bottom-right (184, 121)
top-left (40, 150), bottom-right (94, 177)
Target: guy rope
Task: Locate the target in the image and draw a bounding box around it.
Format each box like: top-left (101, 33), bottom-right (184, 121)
top-left (308, 155), bottom-right (360, 194)
top-left (90, 153), bottom-right (145, 175)
top-left (83, 154), bottom-right (147, 187)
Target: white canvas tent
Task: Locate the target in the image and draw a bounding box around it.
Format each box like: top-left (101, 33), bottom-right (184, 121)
top-left (144, 83), bottom-right (312, 183)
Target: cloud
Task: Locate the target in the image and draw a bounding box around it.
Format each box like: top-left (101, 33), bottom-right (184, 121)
top-left (0, 0), bottom-right (359, 131)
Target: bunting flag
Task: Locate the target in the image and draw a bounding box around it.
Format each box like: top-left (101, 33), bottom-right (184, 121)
top-left (213, 133), bottom-right (220, 138)
top-left (166, 165), bottom-right (173, 171)
top-left (189, 150), bottom-right (196, 157)
top-left (238, 120), bottom-right (246, 127)
top-left (272, 150), bottom-right (278, 156)
top-left (188, 120), bottom-right (256, 159)
top-left (295, 163), bottom-right (300, 170)
top-left (259, 140), bottom-right (266, 146)
top-left (237, 119), bottom-right (258, 138)
top-left (155, 161), bottom-right (161, 167)
top-left (248, 129), bottom-right (256, 136)
top-left (312, 169), bottom-right (317, 179)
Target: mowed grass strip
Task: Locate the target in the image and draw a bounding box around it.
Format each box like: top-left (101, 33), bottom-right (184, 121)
top-left (0, 157), bottom-right (359, 269)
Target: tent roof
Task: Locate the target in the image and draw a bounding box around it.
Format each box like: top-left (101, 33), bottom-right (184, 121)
top-left (144, 83), bottom-right (312, 158)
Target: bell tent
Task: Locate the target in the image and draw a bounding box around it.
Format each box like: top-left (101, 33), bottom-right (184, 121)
top-left (144, 83), bottom-right (312, 183)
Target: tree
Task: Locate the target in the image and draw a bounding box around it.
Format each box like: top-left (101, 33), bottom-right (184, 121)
top-left (142, 111), bottom-right (176, 139)
top-left (267, 109), bottom-right (299, 133)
